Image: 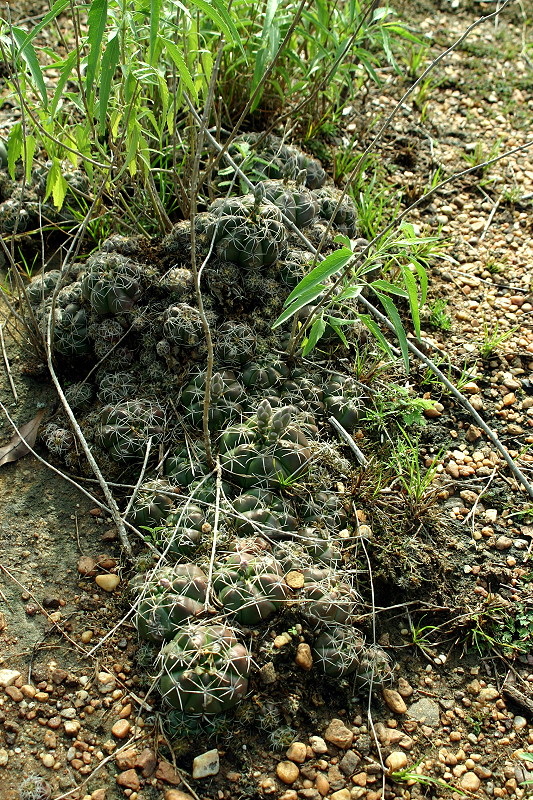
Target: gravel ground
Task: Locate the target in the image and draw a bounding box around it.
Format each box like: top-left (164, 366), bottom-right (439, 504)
top-left (1, 0), bottom-right (533, 799)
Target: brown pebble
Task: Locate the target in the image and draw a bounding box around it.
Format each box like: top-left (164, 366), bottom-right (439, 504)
top-left (91, 790), bottom-right (107, 800)
top-left (5, 686), bottom-right (23, 702)
top-left (285, 570), bottom-right (304, 589)
top-left (286, 742), bottom-right (307, 763)
top-left (315, 773), bottom-right (329, 796)
top-left (135, 749), bottom-right (157, 777)
top-left (382, 688), bottom-right (407, 714)
top-left (277, 761), bottom-right (300, 784)
top-left (64, 720), bottom-right (81, 737)
top-left (115, 748), bottom-right (138, 770)
top-left (111, 719), bottom-right (131, 739)
top-left (324, 718), bottom-right (354, 749)
top-left (77, 556), bottom-right (97, 576)
top-left (461, 772), bottom-right (481, 792)
top-left (95, 574), bottom-right (120, 592)
top-left (119, 703), bottom-right (132, 719)
top-left (164, 791), bottom-right (195, 800)
top-left (116, 769), bottom-right (140, 791)
top-left (295, 643), bottom-right (313, 671)
top-left (156, 760), bottom-right (181, 784)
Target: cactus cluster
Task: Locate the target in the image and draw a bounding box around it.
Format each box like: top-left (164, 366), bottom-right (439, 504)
top-left (24, 134), bottom-right (390, 721)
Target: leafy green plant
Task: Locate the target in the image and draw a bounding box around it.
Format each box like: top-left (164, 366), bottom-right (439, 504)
top-left (391, 760), bottom-right (465, 795)
top-left (427, 298), bottom-right (451, 331)
top-left (478, 320), bottom-right (517, 359)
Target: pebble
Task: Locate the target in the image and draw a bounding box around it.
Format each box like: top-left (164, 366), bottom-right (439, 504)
top-left (461, 772), bottom-right (481, 792)
top-left (386, 751), bottom-right (408, 771)
top-left (315, 773), bottom-right (329, 796)
top-left (382, 688), bottom-right (407, 714)
top-left (111, 719), bottom-right (131, 739)
top-left (339, 750), bottom-right (360, 775)
top-left (495, 536), bottom-right (513, 550)
top-left (115, 749), bottom-right (138, 770)
top-left (309, 736), bottom-right (328, 755)
top-left (324, 718), bottom-right (354, 749)
top-left (64, 720), bottom-right (81, 737)
top-left (95, 574), bottom-right (120, 592)
top-left (116, 769), bottom-right (140, 791)
top-left (0, 749), bottom-right (8, 767)
top-left (165, 791), bottom-right (195, 800)
top-left (78, 556), bottom-right (97, 576)
top-left (97, 672), bottom-right (116, 693)
top-left (135, 749), bottom-right (157, 777)
top-left (277, 761), bottom-right (300, 784)
top-left (41, 753), bottom-right (55, 768)
top-left (295, 643), bottom-right (313, 671)
top-left (286, 742), bottom-right (307, 763)
top-left (192, 748), bottom-right (219, 779)
top-left (479, 686), bottom-right (499, 702)
top-left (156, 761), bottom-right (181, 784)
top-left (5, 686), bottom-right (23, 702)
top-left (514, 716), bottom-right (527, 731)
top-left (0, 669), bottom-right (21, 687)
top-left (408, 698), bottom-right (440, 727)
top-left (398, 677), bottom-right (414, 697)
top-left (330, 790), bottom-right (351, 800)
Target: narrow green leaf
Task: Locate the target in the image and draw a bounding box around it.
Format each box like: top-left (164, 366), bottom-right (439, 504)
top-left (99, 32), bottom-right (120, 135)
top-left (23, 135), bottom-right (36, 184)
top-left (412, 260), bottom-right (428, 306)
top-left (50, 51), bottom-right (77, 116)
top-left (250, 0), bottom-right (280, 111)
top-left (402, 267), bottom-right (421, 337)
top-left (369, 279), bottom-right (408, 298)
top-left (302, 315), bottom-right (326, 356)
top-left (188, 0), bottom-right (244, 54)
top-left (86, 0), bottom-right (108, 100)
top-left (7, 122), bottom-right (22, 180)
top-left (376, 292), bottom-right (409, 373)
top-left (326, 316), bottom-right (349, 348)
top-left (160, 37), bottom-right (198, 103)
top-left (149, 0), bottom-right (162, 65)
top-left (358, 313), bottom-right (394, 360)
top-left (285, 247), bottom-right (353, 306)
top-left (272, 284), bottom-right (325, 329)
top-left (12, 27), bottom-right (48, 107)
top-left (334, 233), bottom-right (351, 247)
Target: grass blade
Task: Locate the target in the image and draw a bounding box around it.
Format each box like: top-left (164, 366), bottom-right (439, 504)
top-left (285, 247), bottom-right (353, 306)
top-left (161, 37), bottom-right (198, 103)
top-left (99, 32), bottom-right (120, 135)
top-left (402, 266), bottom-right (421, 337)
top-left (149, 0), bottom-right (162, 65)
top-left (86, 0), bottom-right (108, 101)
top-left (375, 292), bottom-right (409, 372)
top-left (12, 27), bottom-right (48, 107)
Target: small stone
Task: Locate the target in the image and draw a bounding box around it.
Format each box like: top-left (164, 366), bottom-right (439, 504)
top-left (192, 748), bottom-right (219, 779)
top-left (0, 749), bottom-right (9, 767)
top-left (165, 792), bottom-right (195, 800)
top-left (5, 685), bottom-right (23, 702)
top-left (330, 790), bottom-right (351, 800)
top-left (41, 753), bottom-right (55, 768)
top-left (397, 677), bottom-right (413, 698)
top-left (0, 669), bottom-right (21, 687)
top-left (309, 736), bottom-right (328, 754)
top-left (315, 774), bottom-right (329, 796)
top-left (407, 698), bottom-right (440, 727)
top-left (461, 772), bottom-right (481, 792)
top-left (135, 749), bottom-right (157, 777)
top-left (95, 574), bottom-right (120, 592)
top-left (286, 742), bottom-right (307, 763)
top-left (495, 536), bottom-right (513, 550)
top-left (339, 750), bottom-right (360, 776)
top-left (111, 719), bottom-right (131, 739)
top-left (325, 718), bottom-right (354, 749)
top-left (513, 716), bottom-right (527, 731)
top-left (295, 643), bottom-right (313, 671)
top-left (259, 663), bottom-right (277, 684)
top-left (81, 630), bottom-right (93, 644)
top-left (21, 684), bottom-right (36, 698)
top-left (64, 720), bottom-right (81, 737)
top-left (465, 425), bottom-right (482, 442)
top-left (274, 632), bottom-right (292, 648)
top-left (462, 382), bottom-right (480, 395)
top-left (97, 672), bottom-right (116, 693)
top-left (44, 730), bottom-right (57, 748)
top-left (382, 688), bottom-right (407, 714)
top-left (116, 769), bottom-right (140, 791)
top-left (277, 761), bottom-right (300, 784)
top-left (503, 392), bottom-right (516, 407)
top-left (478, 686), bottom-right (499, 702)
top-left (115, 749), bottom-right (138, 770)
top-left (119, 703), bottom-right (132, 719)
top-left (78, 556), bottom-right (97, 576)
top-left (386, 751), bottom-right (408, 772)
top-left (285, 570), bottom-right (304, 589)
top-left (91, 791), bottom-right (107, 800)
top-left (156, 761), bottom-right (181, 784)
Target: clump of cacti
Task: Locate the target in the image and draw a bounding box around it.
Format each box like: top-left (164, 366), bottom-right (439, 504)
top-left (213, 547), bottom-right (288, 625)
top-left (161, 500), bottom-right (213, 558)
top-left (313, 625), bottom-right (366, 677)
top-left (260, 178), bottom-right (318, 229)
top-left (314, 186), bottom-right (358, 237)
top-left (135, 564), bottom-right (208, 643)
top-left (215, 321), bottom-right (256, 366)
top-left (163, 302), bottom-right (204, 348)
top-left (300, 567), bottom-right (359, 625)
top-left (219, 400), bottom-right (312, 489)
top-left (97, 400), bottom-right (166, 462)
top-left (159, 622), bottom-right (251, 714)
top-left (232, 488), bottom-right (298, 539)
top-left (129, 479), bottom-right (177, 528)
top-left (97, 371), bottom-right (138, 404)
top-left (18, 775), bottom-right (52, 800)
top-left (228, 133), bottom-right (326, 189)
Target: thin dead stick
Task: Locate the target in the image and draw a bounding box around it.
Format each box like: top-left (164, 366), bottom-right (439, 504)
top-left (123, 436), bottom-right (153, 519)
top-left (480, 193), bottom-right (502, 241)
top-left (328, 416), bottom-right (368, 467)
top-left (462, 465), bottom-right (498, 535)
top-left (204, 456), bottom-right (222, 611)
top-left (357, 295), bottom-right (533, 500)
top-left (0, 324), bottom-right (17, 402)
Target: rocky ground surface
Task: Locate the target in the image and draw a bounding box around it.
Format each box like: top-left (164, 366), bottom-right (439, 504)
top-left (1, 0), bottom-right (533, 799)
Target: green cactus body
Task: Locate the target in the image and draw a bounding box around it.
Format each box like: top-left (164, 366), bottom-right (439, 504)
top-left (299, 491), bottom-right (348, 532)
top-left (97, 401), bottom-right (166, 462)
top-left (81, 253), bottom-right (141, 314)
top-left (298, 526), bottom-right (342, 567)
top-left (163, 501), bottom-right (212, 557)
top-left (135, 564), bottom-right (208, 644)
top-left (180, 370), bottom-right (244, 430)
top-left (159, 623), bottom-right (251, 714)
top-left (0, 197), bottom-right (30, 233)
top-left (301, 567), bottom-right (358, 625)
top-left (241, 362), bottom-right (289, 392)
top-left (215, 321), bottom-right (256, 367)
top-left (213, 550), bottom-right (287, 625)
top-left (278, 250), bottom-right (314, 289)
top-left (314, 187), bottom-right (358, 237)
top-left (26, 270), bottom-right (61, 305)
top-left (97, 371), bottom-right (138, 404)
top-left (323, 374), bottom-right (361, 430)
top-left (219, 401), bottom-right (312, 490)
top-left (207, 196), bottom-right (287, 271)
top-left (53, 303), bottom-right (91, 356)
top-left (233, 488), bottom-right (298, 539)
top-left (356, 644), bottom-right (392, 687)
top-left (163, 303), bottom-right (204, 348)
top-left (228, 134), bottom-right (326, 189)
top-left (130, 479), bottom-right (178, 528)
top-left (260, 180), bottom-right (318, 229)
top-left (164, 444), bottom-right (208, 487)
top-left (313, 626), bottom-right (366, 677)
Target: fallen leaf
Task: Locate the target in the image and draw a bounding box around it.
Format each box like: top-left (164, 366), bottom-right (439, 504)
top-left (0, 409), bottom-right (45, 466)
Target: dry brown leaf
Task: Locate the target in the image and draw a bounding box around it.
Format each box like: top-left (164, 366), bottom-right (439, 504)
top-left (0, 409), bottom-right (45, 467)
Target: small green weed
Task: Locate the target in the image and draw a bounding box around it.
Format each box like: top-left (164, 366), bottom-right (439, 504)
top-left (391, 759), bottom-right (465, 795)
top-left (427, 298), bottom-right (451, 331)
top-left (478, 320), bottom-right (517, 359)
